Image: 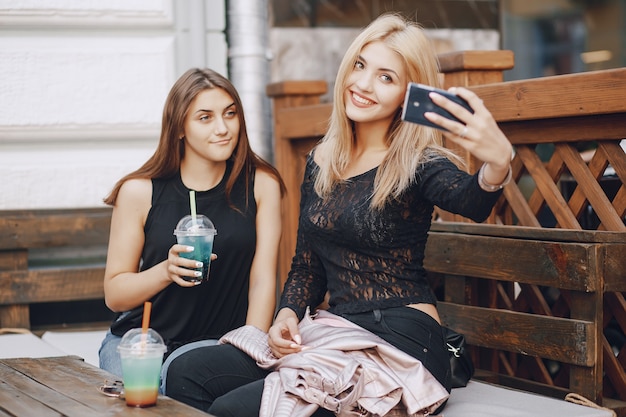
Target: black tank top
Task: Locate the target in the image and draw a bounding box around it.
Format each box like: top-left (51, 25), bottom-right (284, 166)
top-left (110, 163), bottom-right (257, 355)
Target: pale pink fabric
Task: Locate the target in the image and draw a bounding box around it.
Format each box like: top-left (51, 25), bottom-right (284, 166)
top-left (219, 309), bottom-right (449, 417)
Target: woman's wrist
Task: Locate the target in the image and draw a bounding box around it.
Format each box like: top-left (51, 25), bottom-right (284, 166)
top-left (274, 307), bottom-right (298, 322)
top-left (478, 163), bottom-right (512, 192)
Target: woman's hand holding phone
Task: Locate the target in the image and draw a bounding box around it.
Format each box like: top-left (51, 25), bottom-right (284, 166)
top-left (402, 83), bottom-right (513, 185)
top-left (401, 83), bottom-right (473, 132)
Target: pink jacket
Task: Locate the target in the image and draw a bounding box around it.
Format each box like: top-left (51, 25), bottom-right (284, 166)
top-left (219, 309), bottom-right (449, 417)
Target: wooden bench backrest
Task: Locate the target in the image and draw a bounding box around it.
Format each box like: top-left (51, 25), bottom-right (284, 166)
top-left (425, 222), bottom-right (626, 403)
top-left (0, 208), bottom-right (111, 330)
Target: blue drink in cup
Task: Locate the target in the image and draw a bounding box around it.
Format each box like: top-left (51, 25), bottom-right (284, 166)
top-left (174, 214), bottom-right (217, 283)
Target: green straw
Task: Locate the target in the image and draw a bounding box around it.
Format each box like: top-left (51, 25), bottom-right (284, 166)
top-left (189, 190), bottom-right (197, 221)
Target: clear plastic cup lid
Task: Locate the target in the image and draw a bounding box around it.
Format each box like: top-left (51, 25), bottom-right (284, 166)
top-left (117, 328), bottom-right (166, 353)
top-left (173, 214), bottom-right (217, 236)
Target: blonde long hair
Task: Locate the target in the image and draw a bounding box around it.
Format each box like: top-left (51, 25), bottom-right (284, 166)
top-left (314, 13), bottom-right (462, 210)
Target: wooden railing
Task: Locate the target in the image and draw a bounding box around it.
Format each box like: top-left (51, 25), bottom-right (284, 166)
top-left (454, 68), bottom-right (626, 230)
top-left (267, 50), bottom-right (626, 413)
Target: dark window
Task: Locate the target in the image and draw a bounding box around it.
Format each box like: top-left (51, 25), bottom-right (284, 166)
top-left (271, 0), bottom-right (499, 29)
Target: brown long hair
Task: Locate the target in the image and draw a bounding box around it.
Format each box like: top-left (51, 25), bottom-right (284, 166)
top-left (104, 68), bottom-right (285, 206)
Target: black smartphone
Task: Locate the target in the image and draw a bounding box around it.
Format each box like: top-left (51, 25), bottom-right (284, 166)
top-left (401, 83), bottom-right (473, 131)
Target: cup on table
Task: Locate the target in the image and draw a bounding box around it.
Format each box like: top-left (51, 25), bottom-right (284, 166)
top-left (173, 214), bottom-right (217, 283)
top-left (117, 328), bottom-right (166, 407)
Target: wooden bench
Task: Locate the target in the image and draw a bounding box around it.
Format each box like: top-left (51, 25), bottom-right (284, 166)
top-left (0, 208), bottom-right (112, 363)
top-left (266, 50), bottom-right (626, 414)
top-left (425, 222), bottom-right (626, 412)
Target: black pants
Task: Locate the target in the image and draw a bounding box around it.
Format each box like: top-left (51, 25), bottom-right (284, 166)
top-left (165, 306), bottom-right (451, 417)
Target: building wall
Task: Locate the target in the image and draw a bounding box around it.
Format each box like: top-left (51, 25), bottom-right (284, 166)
top-left (0, 0), bottom-right (227, 210)
top-left (269, 27), bottom-right (499, 102)
top-left (1, 0), bottom-right (497, 210)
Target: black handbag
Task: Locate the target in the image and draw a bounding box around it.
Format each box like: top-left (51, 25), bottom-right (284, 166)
top-left (444, 327), bottom-right (474, 388)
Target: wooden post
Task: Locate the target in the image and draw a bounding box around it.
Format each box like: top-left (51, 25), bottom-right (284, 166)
top-left (0, 250), bottom-right (30, 329)
top-left (437, 50), bottom-right (515, 222)
top-left (439, 50), bottom-right (514, 172)
top-left (266, 81), bottom-right (328, 289)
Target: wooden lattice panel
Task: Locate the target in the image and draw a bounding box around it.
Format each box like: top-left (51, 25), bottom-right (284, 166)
top-left (465, 141), bottom-right (626, 402)
top-left (494, 140), bottom-right (626, 231)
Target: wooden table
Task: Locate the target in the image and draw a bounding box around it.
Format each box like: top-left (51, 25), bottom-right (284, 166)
top-left (0, 355), bottom-right (212, 416)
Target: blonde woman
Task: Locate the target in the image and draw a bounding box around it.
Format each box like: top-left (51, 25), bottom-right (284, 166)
top-left (166, 13), bottom-right (512, 417)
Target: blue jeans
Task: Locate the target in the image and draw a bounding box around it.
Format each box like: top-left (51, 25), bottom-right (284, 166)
top-left (98, 327), bottom-right (218, 394)
top-left (98, 329), bottom-right (124, 378)
top-left (98, 312), bottom-right (129, 378)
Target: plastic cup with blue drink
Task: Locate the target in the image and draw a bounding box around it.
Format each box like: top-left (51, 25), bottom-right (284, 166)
top-left (173, 214), bottom-right (217, 283)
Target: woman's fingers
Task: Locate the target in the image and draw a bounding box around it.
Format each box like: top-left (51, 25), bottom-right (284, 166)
top-left (424, 86), bottom-right (512, 167)
top-left (268, 317), bottom-right (306, 358)
top-left (167, 244), bottom-right (204, 286)
top-left (450, 87), bottom-right (485, 111)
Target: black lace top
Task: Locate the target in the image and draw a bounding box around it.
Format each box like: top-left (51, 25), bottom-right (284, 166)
top-left (279, 152), bottom-right (502, 319)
